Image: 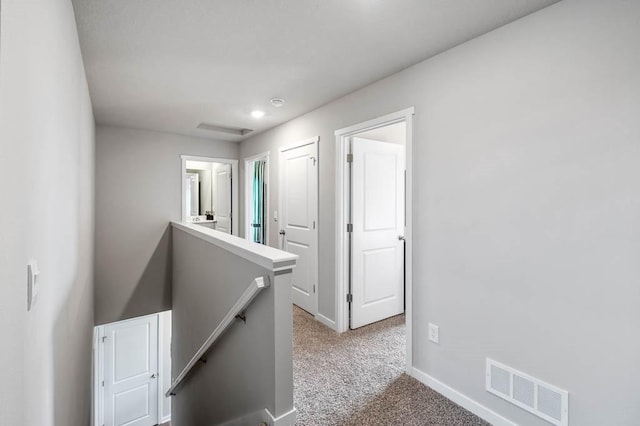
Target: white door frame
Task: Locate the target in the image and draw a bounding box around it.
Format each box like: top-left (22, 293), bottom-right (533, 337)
top-left (93, 312), bottom-right (171, 426)
top-left (243, 151), bottom-right (270, 244)
top-left (334, 107), bottom-right (414, 372)
top-left (181, 155), bottom-right (239, 235)
top-left (279, 136), bottom-right (319, 316)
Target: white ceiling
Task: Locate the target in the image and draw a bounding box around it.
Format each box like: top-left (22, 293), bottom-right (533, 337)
top-left (72, 0), bottom-right (559, 142)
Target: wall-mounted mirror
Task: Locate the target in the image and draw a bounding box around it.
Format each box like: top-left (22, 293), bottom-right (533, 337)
top-left (181, 155), bottom-right (238, 235)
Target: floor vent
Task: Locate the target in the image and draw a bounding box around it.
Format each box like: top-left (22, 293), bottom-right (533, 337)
top-left (486, 359), bottom-right (568, 426)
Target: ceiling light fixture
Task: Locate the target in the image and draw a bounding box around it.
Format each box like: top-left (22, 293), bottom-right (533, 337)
top-left (251, 110), bottom-right (265, 119)
top-left (270, 98), bottom-right (285, 107)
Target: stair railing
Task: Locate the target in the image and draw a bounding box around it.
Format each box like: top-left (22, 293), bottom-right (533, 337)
top-left (166, 276), bottom-right (269, 396)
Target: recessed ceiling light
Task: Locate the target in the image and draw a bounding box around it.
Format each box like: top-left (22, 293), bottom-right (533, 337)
top-left (251, 110), bottom-right (265, 119)
top-left (270, 98), bottom-right (285, 107)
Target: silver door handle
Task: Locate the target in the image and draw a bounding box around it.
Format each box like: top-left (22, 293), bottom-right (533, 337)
top-left (151, 373), bottom-right (157, 379)
top-left (279, 230), bottom-right (286, 235)
top-left (398, 235), bottom-right (405, 241)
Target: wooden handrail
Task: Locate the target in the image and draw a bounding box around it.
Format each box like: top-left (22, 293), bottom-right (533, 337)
top-left (166, 276), bottom-right (269, 396)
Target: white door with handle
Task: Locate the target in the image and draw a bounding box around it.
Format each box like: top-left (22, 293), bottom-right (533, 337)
top-left (350, 137), bottom-right (405, 329)
top-left (280, 138), bottom-right (318, 315)
top-left (104, 315), bottom-right (159, 426)
top-left (215, 165), bottom-right (232, 234)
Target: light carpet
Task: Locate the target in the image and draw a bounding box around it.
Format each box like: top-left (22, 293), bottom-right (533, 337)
top-left (293, 306), bottom-right (490, 426)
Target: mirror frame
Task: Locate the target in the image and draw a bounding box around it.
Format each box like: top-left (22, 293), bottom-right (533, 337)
top-left (180, 155), bottom-right (239, 236)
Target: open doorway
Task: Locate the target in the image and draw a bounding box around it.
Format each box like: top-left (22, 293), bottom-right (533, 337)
top-left (335, 107), bottom-right (414, 364)
top-left (181, 155), bottom-right (238, 235)
top-left (244, 151), bottom-right (270, 244)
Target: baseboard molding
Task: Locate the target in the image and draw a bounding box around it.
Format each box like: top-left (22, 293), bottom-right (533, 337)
top-left (265, 407), bottom-right (297, 426)
top-left (218, 409), bottom-right (268, 426)
top-left (409, 367), bottom-right (516, 426)
top-left (315, 312), bottom-right (337, 331)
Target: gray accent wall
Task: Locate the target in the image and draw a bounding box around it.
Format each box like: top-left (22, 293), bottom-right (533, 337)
top-left (171, 227), bottom-right (294, 424)
top-left (0, 0), bottom-right (95, 424)
top-left (94, 125), bottom-right (239, 325)
top-left (239, 1), bottom-right (640, 424)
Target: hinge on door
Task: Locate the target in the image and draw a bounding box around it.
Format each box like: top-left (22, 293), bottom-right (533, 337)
top-left (313, 221), bottom-right (316, 229)
top-left (313, 285), bottom-right (316, 293)
top-left (347, 294), bottom-right (353, 303)
top-left (347, 223), bottom-right (353, 233)
top-left (346, 153), bottom-right (353, 163)
top-left (101, 380), bottom-right (104, 387)
top-left (102, 336), bottom-right (107, 342)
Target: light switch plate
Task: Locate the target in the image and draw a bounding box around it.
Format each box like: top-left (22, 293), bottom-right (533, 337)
top-left (428, 323), bottom-right (439, 344)
top-left (27, 260), bottom-right (40, 311)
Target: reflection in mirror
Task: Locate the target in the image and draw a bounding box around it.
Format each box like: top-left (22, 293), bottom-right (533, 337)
top-left (184, 160), bottom-right (233, 234)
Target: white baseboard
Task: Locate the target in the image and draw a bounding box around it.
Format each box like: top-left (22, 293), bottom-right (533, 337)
top-left (315, 312), bottom-right (337, 331)
top-left (265, 407), bottom-right (297, 426)
top-left (409, 367), bottom-right (516, 426)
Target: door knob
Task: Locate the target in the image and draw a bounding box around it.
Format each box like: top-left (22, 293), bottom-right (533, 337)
top-left (398, 235), bottom-right (405, 241)
top-left (279, 230), bottom-right (286, 235)
top-left (151, 373), bottom-right (157, 379)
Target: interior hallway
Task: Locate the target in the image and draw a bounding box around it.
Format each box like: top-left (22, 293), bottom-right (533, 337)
top-left (293, 307), bottom-right (488, 425)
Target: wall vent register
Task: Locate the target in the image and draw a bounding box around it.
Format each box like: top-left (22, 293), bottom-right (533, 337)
top-left (486, 358), bottom-right (568, 426)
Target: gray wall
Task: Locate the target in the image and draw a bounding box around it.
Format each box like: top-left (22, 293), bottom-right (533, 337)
top-left (171, 228), bottom-right (294, 424)
top-left (0, 0), bottom-right (95, 424)
top-left (239, 0), bottom-right (640, 424)
top-left (95, 125), bottom-right (238, 324)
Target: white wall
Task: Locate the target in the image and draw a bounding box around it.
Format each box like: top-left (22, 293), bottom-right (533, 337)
top-left (95, 125), bottom-right (238, 325)
top-left (0, 0), bottom-right (95, 424)
top-left (239, 1), bottom-right (640, 424)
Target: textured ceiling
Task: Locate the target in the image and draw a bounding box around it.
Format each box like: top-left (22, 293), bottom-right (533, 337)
top-left (72, 0), bottom-right (559, 142)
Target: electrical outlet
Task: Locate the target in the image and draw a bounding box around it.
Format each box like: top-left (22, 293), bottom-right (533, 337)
top-left (428, 323), bottom-right (439, 344)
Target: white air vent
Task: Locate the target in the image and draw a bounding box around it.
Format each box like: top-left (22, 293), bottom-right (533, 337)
top-left (486, 359), bottom-right (568, 426)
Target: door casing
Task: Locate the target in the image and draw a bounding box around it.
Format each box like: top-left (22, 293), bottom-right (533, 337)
top-left (279, 136), bottom-right (319, 317)
top-left (93, 312), bottom-right (172, 426)
top-left (334, 108), bottom-right (414, 372)
top-left (244, 151), bottom-right (270, 244)
top-left (180, 155), bottom-right (239, 235)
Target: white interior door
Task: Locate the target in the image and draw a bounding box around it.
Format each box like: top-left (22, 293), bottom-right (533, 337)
top-left (104, 315), bottom-right (159, 426)
top-left (216, 165), bottom-right (232, 233)
top-left (350, 137), bottom-right (405, 329)
top-left (280, 139), bottom-right (318, 315)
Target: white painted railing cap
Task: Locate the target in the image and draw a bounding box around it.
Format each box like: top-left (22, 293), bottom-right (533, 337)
top-left (171, 221), bottom-right (298, 272)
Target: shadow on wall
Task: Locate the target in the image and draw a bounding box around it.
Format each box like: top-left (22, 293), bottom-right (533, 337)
top-left (53, 272), bottom-right (93, 426)
top-left (121, 224), bottom-right (173, 321)
top-left (53, 212), bottom-right (94, 425)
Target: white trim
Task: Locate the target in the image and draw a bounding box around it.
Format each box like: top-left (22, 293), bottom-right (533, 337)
top-left (410, 367), bottom-right (517, 426)
top-left (243, 151), bottom-right (270, 244)
top-left (279, 137), bottom-right (319, 317)
top-left (279, 135), bottom-right (319, 153)
top-left (315, 312), bottom-right (337, 331)
top-left (171, 221), bottom-right (298, 272)
top-left (333, 108), bottom-right (414, 377)
top-left (94, 313), bottom-right (163, 426)
top-left (93, 326), bottom-right (104, 426)
top-left (265, 407), bottom-right (298, 426)
top-left (157, 311), bottom-right (171, 424)
top-left (180, 155), bottom-right (239, 236)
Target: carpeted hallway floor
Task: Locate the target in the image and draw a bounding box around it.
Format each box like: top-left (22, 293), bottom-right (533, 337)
top-left (293, 306), bottom-right (490, 426)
